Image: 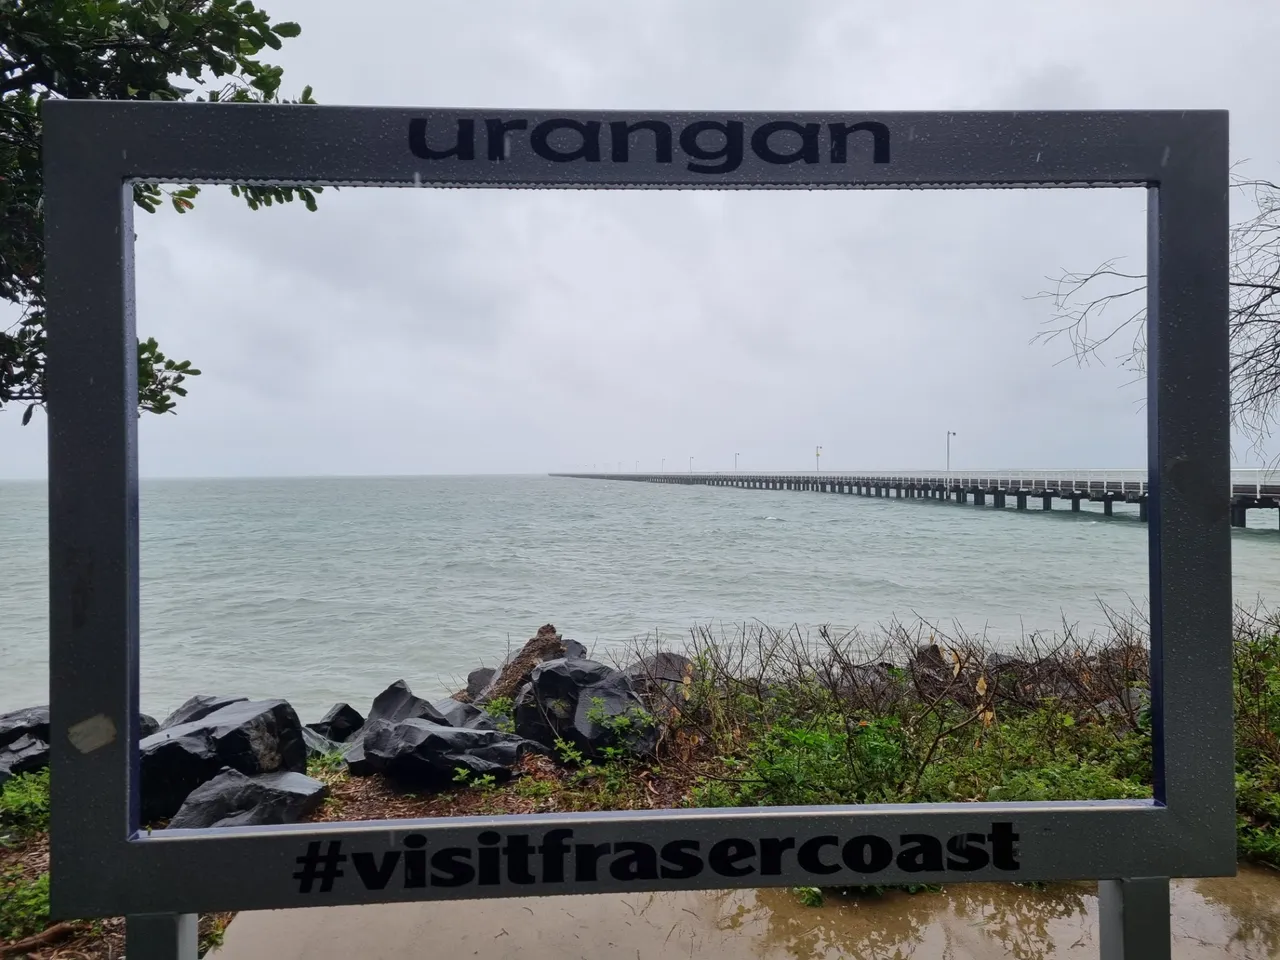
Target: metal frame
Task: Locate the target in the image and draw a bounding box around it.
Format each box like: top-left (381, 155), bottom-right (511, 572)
top-left (43, 104), bottom-right (1232, 958)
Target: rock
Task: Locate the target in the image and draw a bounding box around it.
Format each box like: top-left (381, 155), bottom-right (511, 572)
top-left (367, 680), bottom-right (447, 726)
top-left (985, 653), bottom-right (1026, 673)
top-left (343, 719), bottom-right (393, 777)
top-left (568, 672), bottom-right (658, 759)
top-left (139, 699), bottom-right (306, 822)
top-left (430, 698), bottom-right (496, 731)
top-left (912, 644), bottom-right (947, 672)
top-left (0, 705), bottom-right (49, 749)
top-left (160, 695), bottom-right (248, 730)
top-left (302, 726), bottom-right (342, 758)
top-left (168, 768), bottom-right (328, 829)
top-left (1095, 687), bottom-right (1148, 721)
top-left (532, 658), bottom-right (614, 701)
top-left (139, 714), bottom-right (160, 738)
top-left (474, 624), bottom-right (580, 705)
top-left (564, 639), bottom-right (588, 660)
top-left (0, 734), bottom-right (50, 786)
top-left (622, 652), bottom-right (693, 709)
top-left (464, 667), bottom-right (496, 700)
top-left (367, 719), bottom-right (538, 787)
top-left (307, 702), bottom-right (364, 743)
top-left (514, 681), bottom-right (573, 748)
top-left (508, 658), bottom-right (613, 750)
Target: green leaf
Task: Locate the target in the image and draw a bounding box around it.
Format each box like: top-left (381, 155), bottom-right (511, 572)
top-left (22, 404), bottom-right (36, 426)
top-left (272, 21), bottom-right (302, 38)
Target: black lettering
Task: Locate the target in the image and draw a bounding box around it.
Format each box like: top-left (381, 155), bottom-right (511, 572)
top-left (659, 840), bottom-right (703, 880)
top-left (945, 833), bottom-right (991, 872)
top-left (610, 841), bottom-right (660, 881)
top-left (797, 836), bottom-right (841, 875)
top-left (708, 838), bottom-right (756, 877)
top-left (430, 848), bottom-right (474, 887)
top-left (843, 835), bottom-right (894, 873)
top-left (504, 834), bottom-right (537, 884)
top-left (751, 120), bottom-right (819, 164)
top-left (829, 121), bottom-right (890, 164)
top-left (478, 830), bottom-right (502, 885)
top-left (610, 120), bottom-right (674, 163)
top-left (679, 120), bottom-right (744, 174)
top-left (531, 118), bottom-right (602, 163)
top-left (351, 851), bottom-right (401, 890)
top-left (409, 118), bottom-right (475, 160)
top-left (485, 118), bottom-right (528, 161)
top-left (759, 837), bottom-right (795, 876)
top-left (538, 829), bottom-right (575, 883)
top-left (988, 822), bottom-right (1020, 871)
top-left (403, 834), bottom-right (427, 888)
top-left (575, 842), bottom-right (612, 881)
top-left (896, 834), bottom-right (944, 873)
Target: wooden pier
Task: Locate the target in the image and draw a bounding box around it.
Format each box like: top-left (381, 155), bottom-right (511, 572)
top-left (551, 470), bottom-right (1280, 528)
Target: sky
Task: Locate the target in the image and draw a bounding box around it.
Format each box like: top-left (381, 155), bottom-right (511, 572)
top-left (4, 0), bottom-right (1280, 478)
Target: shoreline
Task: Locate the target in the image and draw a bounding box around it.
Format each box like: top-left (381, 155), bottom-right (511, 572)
top-left (3, 611), bottom-right (1278, 958)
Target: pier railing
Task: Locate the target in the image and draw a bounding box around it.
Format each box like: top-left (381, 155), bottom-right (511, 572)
top-left (558, 469), bottom-right (1280, 498)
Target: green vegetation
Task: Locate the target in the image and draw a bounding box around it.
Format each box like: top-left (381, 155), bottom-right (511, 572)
top-left (0, 770), bottom-right (51, 943)
top-left (1233, 624), bottom-right (1280, 864)
top-left (487, 695), bottom-right (516, 733)
top-left (661, 611), bottom-right (1278, 882)
top-left (1, 0), bottom-right (321, 422)
top-left (0, 768), bottom-right (51, 838)
top-left (0, 867), bottom-right (49, 943)
top-left (307, 749), bottom-right (350, 778)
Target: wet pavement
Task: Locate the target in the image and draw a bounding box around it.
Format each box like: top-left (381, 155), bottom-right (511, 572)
top-left (212, 865), bottom-right (1280, 959)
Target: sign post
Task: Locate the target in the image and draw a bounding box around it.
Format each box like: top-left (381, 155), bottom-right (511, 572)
top-left (42, 103), bottom-right (1233, 960)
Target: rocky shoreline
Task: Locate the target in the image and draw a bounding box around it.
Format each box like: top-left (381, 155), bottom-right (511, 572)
top-left (1, 625), bottom-right (696, 830)
top-left (1, 621), bottom-right (1154, 832)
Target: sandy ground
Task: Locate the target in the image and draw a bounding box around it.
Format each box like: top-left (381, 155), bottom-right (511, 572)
top-left (212, 865), bottom-right (1280, 960)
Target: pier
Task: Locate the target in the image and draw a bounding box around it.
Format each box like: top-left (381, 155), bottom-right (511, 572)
top-left (551, 469), bottom-right (1280, 528)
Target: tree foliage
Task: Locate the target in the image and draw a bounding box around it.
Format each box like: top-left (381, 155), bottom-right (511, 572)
top-left (1, 0), bottom-right (322, 424)
top-left (1035, 173), bottom-right (1280, 448)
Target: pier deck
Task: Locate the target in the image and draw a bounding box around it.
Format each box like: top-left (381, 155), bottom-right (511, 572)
top-left (551, 470), bottom-right (1280, 528)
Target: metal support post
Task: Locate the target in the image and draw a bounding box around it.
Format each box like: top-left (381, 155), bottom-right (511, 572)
top-left (1098, 877), bottom-right (1171, 960)
top-left (127, 913), bottom-right (199, 960)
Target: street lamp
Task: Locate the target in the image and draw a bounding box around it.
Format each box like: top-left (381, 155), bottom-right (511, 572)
top-left (946, 431), bottom-right (957, 473)
top-left (735, 453), bottom-right (740, 473)
top-left (635, 460), bottom-right (639, 473)
top-left (661, 458), bottom-right (665, 473)
top-left (689, 456), bottom-right (694, 475)
top-left (815, 445), bottom-right (822, 474)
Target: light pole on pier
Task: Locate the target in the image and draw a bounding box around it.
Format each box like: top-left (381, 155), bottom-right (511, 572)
top-left (946, 431), bottom-right (957, 474)
top-left (661, 458), bottom-right (665, 473)
top-left (617, 461), bottom-right (621, 473)
top-left (635, 461), bottom-right (639, 473)
top-left (815, 445), bottom-right (822, 474)
top-left (689, 456), bottom-right (694, 475)
top-left (735, 453), bottom-right (739, 473)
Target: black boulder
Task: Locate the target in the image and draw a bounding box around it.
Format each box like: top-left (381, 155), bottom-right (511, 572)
top-left (0, 705), bottom-right (49, 749)
top-left (168, 768), bottom-right (328, 829)
top-left (139, 698), bottom-right (305, 822)
top-left (307, 702), bottom-right (364, 743)
top-left (367, 720), bottom-right (537, 787)
top-left (160, 695), bottom-right (249, 730)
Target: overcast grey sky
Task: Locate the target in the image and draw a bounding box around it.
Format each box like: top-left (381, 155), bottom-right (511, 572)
top-left (4, 0), bottom-right (1279, 478)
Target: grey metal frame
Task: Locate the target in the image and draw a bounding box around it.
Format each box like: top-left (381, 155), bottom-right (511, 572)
top-left (43, 104), bottom-right (1232, 958)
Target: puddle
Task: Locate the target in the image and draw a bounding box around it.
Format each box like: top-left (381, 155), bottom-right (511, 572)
top-left (213, 865), bottom-right (1280, 960)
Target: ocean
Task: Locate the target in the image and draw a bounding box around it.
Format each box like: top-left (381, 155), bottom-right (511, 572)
top-left (2, 475), bottom-right (1277, 723)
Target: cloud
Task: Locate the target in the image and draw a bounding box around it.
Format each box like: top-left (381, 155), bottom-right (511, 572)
top-left (3, 0), bottom-right (1278, 477)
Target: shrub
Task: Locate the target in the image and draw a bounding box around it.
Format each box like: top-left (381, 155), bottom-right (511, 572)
top-left (0, 769), bottom-right (51, 838)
